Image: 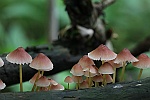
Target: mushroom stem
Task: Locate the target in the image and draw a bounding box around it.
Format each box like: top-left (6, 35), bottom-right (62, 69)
top-left (113, 68), bottom-right (116, 83)
top-left (95, 82), bottom-right (98, 87)
top-left (31, 70), bottom-right (40, 91)
top-left (120, 62), bottom-right (126, 82)
top-left (41, 71), bottom-right (44, 76)
top-left (103, 74), bottom-right (107, 86)
top-left (19, 64), bottom-right (23, 92)
top-left (88, 71), bottom-right (91, 87)
top-left (36, 86), bottom-right (39, 91)
top-left (67, 83), bottom-right (70, 90)
top-left (138, 69), bottom-right (143, 80)
top-left (48, 85), bottom-right (51, 90)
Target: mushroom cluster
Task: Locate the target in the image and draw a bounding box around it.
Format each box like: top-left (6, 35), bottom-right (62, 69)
top-left (5, 47), bottom-right (64, 92)
top-left (65, 44), bottom-right (150, 89)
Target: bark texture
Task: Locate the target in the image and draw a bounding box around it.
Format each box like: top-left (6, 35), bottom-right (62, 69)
top-left (1, 77), bottom-right (150, 100)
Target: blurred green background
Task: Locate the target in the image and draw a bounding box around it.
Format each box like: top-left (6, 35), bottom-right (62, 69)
top-left (1, 0), bottom-right (150, 92)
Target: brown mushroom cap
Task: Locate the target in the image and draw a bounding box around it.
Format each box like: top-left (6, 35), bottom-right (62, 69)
top-left (98, 62), bottom-right (114, 74)
top-left (80, 80), bottom-right (89, 89)
top-left (35, 76), bottom-right (50, 87)
top-left (72, 76), bottom-right (83, 83)
top-left (133, 53), bottom-right (150, 69)
top-left (88, 44), bottom-right (117, 61)
top-left (64, 76), bottom-right (74, 83)
top-left (6, 47), bottom-right (32, 65)
top-left (70, 64), bottom-right (84, 76)
top-left (106, 74), bottom-right (113, 83)
top-left (29, 72), bottom-right (42, 84)
top-left (92, 74), bottom-right (103, 82)
top-left (114, 48), bottom-right (138, 64)
top-left (108, 60), bottom-right (123, 68)
top-left (0, 79), bottom-right (6, 90)
top-left (78, 55), bottom-right (95, 68)
top-left (50, 84), bottom-right (64, 90)
top-left (29, 53), bottom-right (53, 71)
top-left (48, 78), bottom-right (58, 85)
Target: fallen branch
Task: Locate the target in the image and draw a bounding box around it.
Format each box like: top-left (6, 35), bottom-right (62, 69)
top-left (1, 77), bottom-right (150, 100)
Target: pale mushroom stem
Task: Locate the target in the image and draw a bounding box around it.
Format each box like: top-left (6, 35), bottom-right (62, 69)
top-left (138, 69), bottom-right (143, 80)
top-left (120, 62), bottom-right (126, 82)
top-left (95, 82), bottom-right (98, 87)
top-left (19, 64), bottom-right (23, 92)
top-left (77, 77), bottom-right (80, 89)
top-left (31, 70), bottom-right (40, 91)
top-left (41, 71), bottom-right (44, 76)
top-left (113, 68), bottom-right (116, 83)
top-left (48, 85), bottom-right (51, 90)
top-left (67, 83), bottom-right (70, 90)
top-left (103, 74), bottom-right (107, 86)
top-left (88, 70), bottom-right (91, 87)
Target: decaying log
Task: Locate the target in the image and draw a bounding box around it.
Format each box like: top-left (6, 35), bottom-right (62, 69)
top-left (0, 45), bottom-right (82, 86)
top-left (1, 77), bottom-right (150, 100)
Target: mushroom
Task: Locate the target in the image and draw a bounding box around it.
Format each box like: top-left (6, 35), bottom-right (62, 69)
top-left (88, 44), bottom-right (117, 64)
top-left (132, 54), bottom-right (150, 80)
top-left (64, 76), bottom-right (73, 90)
top-left (0, 79), bottom-right (6, 90)
top-left (92, 74), bottom-right (103, 87)
top-left (29, 72), bottom-right (42, 84)
top-left (72, 75), bottom-right (83, 89)
top-left (108, 60), bottom-right (122, 83)
top-left (78, 55), bottom-right (95, 69)
top-left (98, 62), bottom-right (114, 86)
top-left (6, 47), bottom-right (32, 92)
top-left (50, 84), bottom-right (64, 90)
top-left (114, 48), bottom-right (138, 82)
top-left (29, 53), bottom-right (53, 91)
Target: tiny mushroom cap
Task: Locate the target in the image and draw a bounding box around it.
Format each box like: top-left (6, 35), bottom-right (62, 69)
top-left (92, 74), bottom-right (103, 82)
top-left (29, 72), bottom-right (42, 84)
top-left (98, 62), bottom-right (114, 74)
top-left (64, 76), bottom-right (74, 83)
top-left (88, 44), bottom-right (117, 61)
top-left (6, 47), bottom-right (32, 65)
top-left (114, 48), bottom-right (138, 64)
top-left (78, 55), bottom-right (95, 68)
top-left (83, 65), bottom-right (98, 74)
top-left (0, 58), bottom-right (4, 67)
top-left (106, 74), bottom-right (113, 83)
top-left (133, 54), bottom-right (150, 69)
top-left (72, 76), bottom-right (83, 83)
top-left (0, 79), bottom-right (6, 90)
top-left (84, 71), bottom-right (97, 77)
top-left (29, 53), bottom-right (53, 71)
top-left (48, 78), bottom-right (58, 85)
top-left (108, 60), bottom-right (123, 68)
top-left (70, 64), bottom-right (84, 76)
top-left (35, 76), bottom-right (50, 87)
top-left (50, 84), bottom-right (64, 90)
top-left (80, 80), bottom-right (89, 89)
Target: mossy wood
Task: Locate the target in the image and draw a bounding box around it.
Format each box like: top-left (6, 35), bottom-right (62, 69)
top-left (1, 77), bottom-right (150, 100)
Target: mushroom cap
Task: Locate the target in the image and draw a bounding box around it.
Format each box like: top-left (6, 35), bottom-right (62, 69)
top-left (132, 54), bottom-right (150, 69)
top-left (83, 65), bottom-right (98, 74)
top-left (106, 74), bottom-right (113, 83)
top-left (6, 47), bottom-right (32, 65)
top-left (35, 76), bottom-right (50, 87)
top-left (98, 62), bottom-right (114, 74)
top-left (0, 58), bottom-right (4, 67)
top-left (80, 80), bottom-right (89, 89)
top-left (108, 60), bottom-right (123, 68)
top-left (70, 64), bottom-right (84, 76)
top-left (50, 84), bottom-right (64, 90)
top-left (114, 48), bottom-right (138, 64)
top-left (29, 53), bottom-right (53, 71)
top-left (84, 71), bottom-right (97, 77)
top-left (64, 76), bottom-right (74, 83)
top-left (78, 55), bottom-right (95, 68)
top-left (72, 76), bottom-right (83, 83)
top-left (88, 44), bottom-right (117, 61)
top-left (92, 74), bottom-right (103, 82)
top-left (29, 72), bottom-right (42, 84)
top-left (0, 79), bottom-right (6, 90)
top-left (48, 78), bottom-right (58, 85)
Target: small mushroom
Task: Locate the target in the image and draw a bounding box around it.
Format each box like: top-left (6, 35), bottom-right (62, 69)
top-left (132, 54), bottom-right (150, 80)
top-left (0, 79), bottom-right (6, 90)
top-left (6, 47), bottom-right (32, 92)
top-left (114, 48), bottom-right (138, 82)
top-left (64, 76), bottom-right (73, 90)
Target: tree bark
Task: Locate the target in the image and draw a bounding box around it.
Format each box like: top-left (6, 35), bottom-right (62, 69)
top-left (1, 77), bottom-right (150, 100)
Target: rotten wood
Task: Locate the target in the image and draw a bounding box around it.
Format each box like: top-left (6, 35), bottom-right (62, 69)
top-left (1, 77), bottom-right (150, 100)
